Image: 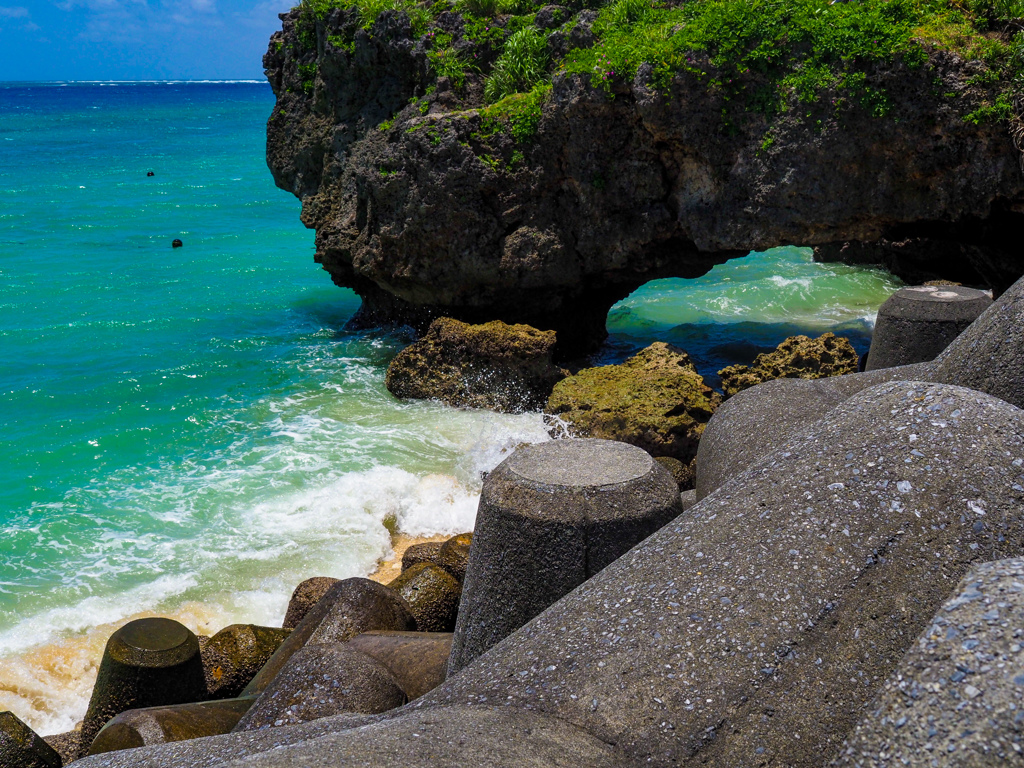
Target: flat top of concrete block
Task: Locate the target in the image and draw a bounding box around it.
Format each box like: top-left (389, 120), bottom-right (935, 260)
top-left (896, 285), bottom-right (988, 301)
top-left (116, 618), bottom-right (193, 653)
top-left (506, 439), bottom-right (652, 488)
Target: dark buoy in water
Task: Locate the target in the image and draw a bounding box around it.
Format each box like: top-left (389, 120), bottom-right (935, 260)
top-left (172, 239), bottom-right (183, 248)
top-left (146, 171), bottom-right (154, 177)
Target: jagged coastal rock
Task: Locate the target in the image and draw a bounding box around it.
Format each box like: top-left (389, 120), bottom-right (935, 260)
top-left (545, 342), bottom-right (720, 463)
top-left (264, 2), bottom-right (1024, 354)
top-left (717, 332), bottom-right (860, 398)
top-left (384, 317), bottom-right (567, 411)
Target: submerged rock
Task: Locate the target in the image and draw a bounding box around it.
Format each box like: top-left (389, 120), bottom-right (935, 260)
top-left (385, 318), bottom-right (567, 413)
top-left (717, 332), bottom-right (859, 398)
top-left (545, 342), bottom-right (720, 464)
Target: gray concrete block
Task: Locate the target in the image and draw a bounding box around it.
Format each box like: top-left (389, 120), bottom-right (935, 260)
top-left (201, 625), bottom-right (291, 699)
top-left (87, 698), bottom-right (254, 756)
top-left (428, 381), bottom-right (1024, 766)
top-left (934, 273), bottom-right (1024, 409)
top-left (865, 285), bottom-right (991, 371)
top-left (69, 712), bottom-right (388, 768)
top-left (0, 712), bottom-right (61, 768)
top-left (694, 363), bottom-right (934, 500)
top-left (219, 706), bottom-right (618, 768)
top-left (79, 618), bottom-right (207, 758)
top-left (346, 631), bottom-right (452, 701)
top-left (833, 557), bottom-right (1024, 766)
top-left (241, 578), bottom-right (415, 697)
top-left (448, 438), bottom-right (682, 673)
top-left (233, 644), bottom-right (406, 732)
top-left (281, 578), bottom-right (338, 630)
top-left (386, 563), bottom-right (461, 632)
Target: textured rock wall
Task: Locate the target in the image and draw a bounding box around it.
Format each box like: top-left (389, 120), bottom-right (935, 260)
top-left (265, 6), bottom-right (1024, 354)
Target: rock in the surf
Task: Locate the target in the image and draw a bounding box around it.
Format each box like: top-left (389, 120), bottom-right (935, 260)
top-left (200, 624), bottom-right (292, 699)
top-left (401, 542), bottom-right (443, 572)
top-left (436, 532), bottom-right (472, 583)
top-left (717, 332), bottom-right (859, 398)
top-left (282, 577), bottom-right (339, 629)
top-left (545, 343), bottom-right (720, 464)
top-left (387, 563), bottom-right (461, 632)
top-left (385, 318), bottom-right (568, 413)
top-left (232, 645), bottom-right (406, 731)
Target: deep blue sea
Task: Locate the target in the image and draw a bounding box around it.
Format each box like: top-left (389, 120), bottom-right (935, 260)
top-left (0, 80), bottom-right (901, 732)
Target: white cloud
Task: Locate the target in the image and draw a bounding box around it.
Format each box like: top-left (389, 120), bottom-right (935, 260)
top-left (0, 6), bottom-right (29, 17)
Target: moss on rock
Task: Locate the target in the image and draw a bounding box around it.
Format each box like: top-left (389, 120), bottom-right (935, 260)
top-left (545, 342), bottom-right (721, 464)
top-left (717, 332), bottom-right (859, 398)
top-left (385, 317), bottom-right (568, 413)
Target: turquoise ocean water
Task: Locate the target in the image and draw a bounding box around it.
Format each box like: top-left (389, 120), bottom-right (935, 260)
top-left (0, 81), bottom-right (900, 733)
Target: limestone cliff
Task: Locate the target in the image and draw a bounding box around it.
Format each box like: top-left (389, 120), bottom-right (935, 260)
top-left (264, 0), bottom-right (1024, 355)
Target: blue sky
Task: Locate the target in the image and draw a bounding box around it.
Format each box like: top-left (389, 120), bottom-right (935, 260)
top-left (1, 0), bottom-right (295, 80)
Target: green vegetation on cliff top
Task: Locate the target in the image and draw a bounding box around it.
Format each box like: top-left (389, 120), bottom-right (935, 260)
top-left (291, 0), bottom-right (1023, 137)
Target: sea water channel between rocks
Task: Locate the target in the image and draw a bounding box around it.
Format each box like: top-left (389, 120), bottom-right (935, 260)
top-left (0, 80), bottom-right (900, 734)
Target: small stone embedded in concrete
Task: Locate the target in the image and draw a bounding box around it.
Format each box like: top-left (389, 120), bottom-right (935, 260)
top-left (87, 697), bottom-right (254, 756)
top-left (0, 711), bottom-right (62, 768)
top-left (79, 617), bottom-right (207, 758)
top-left (865, 284), bottom-right (991, 371)
top-left (386, 562), bottom-right (461, 632)
top-left (232, 645), bottom-right (406, 732)
top-left (833, 557), bottom-right (1024, 766)
top-left (448, 438), bottom-right (682, 673)
top-left (281, 577), bottom-right (339, 629)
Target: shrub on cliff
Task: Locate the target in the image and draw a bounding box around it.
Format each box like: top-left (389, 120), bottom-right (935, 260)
top-left (717, 332), bottom-right (860, 398)
top-left (484, 26), bottom-right (550, 102)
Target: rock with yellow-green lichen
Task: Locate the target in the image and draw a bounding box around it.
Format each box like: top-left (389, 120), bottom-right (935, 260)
top-left (545, 343), bottom-right (720, 464)
top-left (385, 317), bottom-right (568, 413)
top-left (717, 332), bottom-right (859, 399)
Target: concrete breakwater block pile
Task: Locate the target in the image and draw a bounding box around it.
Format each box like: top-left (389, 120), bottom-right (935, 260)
top-left (8, 277), bottom-right (1024, 766)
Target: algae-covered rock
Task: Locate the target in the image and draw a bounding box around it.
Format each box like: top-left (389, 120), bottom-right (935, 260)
top-left (200, 624), bottom-right (292, 699)
top-left (654, 455), bottom-right (695, 491)
top-left (385, 318), bottom-right (568, 413)
top-left (282, 576), bottom-right (339, 629)
top-left (545, 343), bottom-right (720, 464)
top-left (717, 332), bottom-right (859, 398)
top-left (437, 533), bottom-right (472, 583)
top-left (387, 563), bottom-right (462, 633)
top-left (401, 542), bottom-right (443, 573)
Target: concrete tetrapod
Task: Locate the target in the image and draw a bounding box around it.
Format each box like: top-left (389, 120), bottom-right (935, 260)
top-left (79, 618), bottom-right (207, 758)
top-left (448, 438), bottom-right (682, 673)
top-left (427, 381), bottom-right (1024, 766)
top-left (87, 698), bottom-right (255, 756)
top-left (833, 556), bottom-right (1024, 766)
top-left (64, 381), bottom-right (1024, 768)
top-left (0, 711), bottom-right (62, 768)
top-left (240, 577), bottom-right (415, 697)
top-left (864, 284), bottom-right (991, 371)
top-left (346, 631), bottom-right (453, 700)
top-left (697, 273), bottom-right (1024, 500)
top-left (233, 644), bottom-right (406, 731)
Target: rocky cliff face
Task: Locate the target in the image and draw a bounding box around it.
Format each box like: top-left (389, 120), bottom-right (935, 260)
top-left (264, 3), bottom-right (1024, 355)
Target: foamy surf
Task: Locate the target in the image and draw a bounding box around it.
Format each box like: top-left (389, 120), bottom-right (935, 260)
top-left (0, 406), bottom-right (551, 735)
